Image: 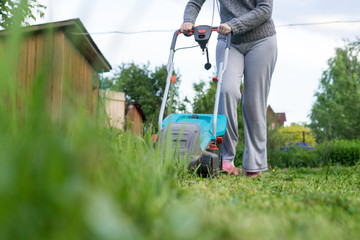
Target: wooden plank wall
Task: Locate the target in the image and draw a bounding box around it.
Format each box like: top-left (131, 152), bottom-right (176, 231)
top-left (0, 29), bottom-right (100, 121)
top-left (61, 31), bottom-right (98, 117)
top-left (101, 90), bottom-right (125, 130)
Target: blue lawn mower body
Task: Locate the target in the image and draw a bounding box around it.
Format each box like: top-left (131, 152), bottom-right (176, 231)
top-left (158, 25), bottom-right (231, 177)
top-left (161, 114), bottom-right (227, 151)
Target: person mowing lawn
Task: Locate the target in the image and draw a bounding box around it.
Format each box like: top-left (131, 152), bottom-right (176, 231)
top-left (180, 0), bottom-right (278, 177)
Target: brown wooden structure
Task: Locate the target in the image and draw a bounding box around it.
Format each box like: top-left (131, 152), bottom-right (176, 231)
top-left (126, 102), bottom-right (146, 136)
top-left (101, 90), bottom-right (126, 130)
top-left (267, 105), bottom-right (286, 129)
top-left (0, 18), bottom-right (111, 120)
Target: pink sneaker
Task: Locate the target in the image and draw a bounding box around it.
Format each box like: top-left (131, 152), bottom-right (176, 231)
top-left (244, 171), bottom-right (262, 178)
top-left (222, 161), bottom-right (239, 176)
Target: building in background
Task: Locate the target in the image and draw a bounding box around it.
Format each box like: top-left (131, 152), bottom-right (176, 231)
top-left (0, 18), bottom-right (112, 120)
top-left (267, 105), bottom-right (286, 129)
top-left (100, 90), bottom-right (126, 130)
top-left (126, 102), bottom-right (146, 136)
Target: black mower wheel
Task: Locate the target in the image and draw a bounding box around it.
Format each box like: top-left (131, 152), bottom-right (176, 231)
top-left (199, 154), bottom-right (217, 178)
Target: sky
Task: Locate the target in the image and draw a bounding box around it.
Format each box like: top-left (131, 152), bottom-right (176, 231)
top-left (34, 0), bottom-right (360, 125)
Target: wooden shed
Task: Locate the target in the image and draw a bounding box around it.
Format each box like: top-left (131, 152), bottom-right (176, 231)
top-left (126, 102), bottom-right (146, 136)
top-left (0, 18), bottom-right (112, 120)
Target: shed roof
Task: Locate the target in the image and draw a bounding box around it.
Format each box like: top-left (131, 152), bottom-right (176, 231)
top-left (0, 18), bottom-right (112, 72)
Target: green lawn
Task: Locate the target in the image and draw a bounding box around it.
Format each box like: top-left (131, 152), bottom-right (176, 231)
top-left (2, 23), bottom-right (360, 240)
top-left (176, 167), bottom-right (360, 240)
top-left (1, 111), bottom-right (359, 240)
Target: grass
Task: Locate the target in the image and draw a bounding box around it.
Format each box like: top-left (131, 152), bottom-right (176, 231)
top-left (1, 27), bottom-right (360, 240)
top-left (1, 123), bottom-right (359, 239)
top-left (176, 167), bottom-right (360, 240)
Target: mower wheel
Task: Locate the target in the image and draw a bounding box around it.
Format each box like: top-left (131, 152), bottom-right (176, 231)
top-left (200, 154), bottom-right (217, 178)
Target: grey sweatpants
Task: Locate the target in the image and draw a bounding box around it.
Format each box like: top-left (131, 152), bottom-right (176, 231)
top-left (216, 35), bottom-right (277, 172)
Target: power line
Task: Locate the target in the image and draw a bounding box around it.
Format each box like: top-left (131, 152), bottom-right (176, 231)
top-left (276, 19), bottom-right (360, 28)
top-left (72, 29), bottom-right (174, 35)
top-left (72, 20), bottom-right (360, 36)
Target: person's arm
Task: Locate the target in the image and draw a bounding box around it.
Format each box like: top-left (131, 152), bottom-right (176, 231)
top-left (227, 0), bottom-right (273, 35)
top-left (183, 0), bottom-right (206, 24)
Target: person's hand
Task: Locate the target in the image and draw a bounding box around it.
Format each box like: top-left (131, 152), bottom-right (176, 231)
top-left (180, 22), bottom-right (194, 35)
top-left (217, 23), bottom-right (232, 35)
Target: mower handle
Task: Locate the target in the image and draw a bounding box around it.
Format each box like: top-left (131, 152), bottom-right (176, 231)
top-left (171, 26), bottom-right (231, 51)
top-left (159, 26), bottom-right (232, 135)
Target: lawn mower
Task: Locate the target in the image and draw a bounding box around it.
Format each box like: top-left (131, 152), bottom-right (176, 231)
top-left (158, 25), bottom-right (231, 177)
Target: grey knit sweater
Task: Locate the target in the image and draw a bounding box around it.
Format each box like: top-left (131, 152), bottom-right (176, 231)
top-left (183, 0), bottom-right (276, 43)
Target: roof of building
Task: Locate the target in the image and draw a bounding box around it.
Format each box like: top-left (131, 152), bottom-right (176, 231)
top-left (0, 18), bottom-right (112, 72)
top-left (267, 105), bottom-right (287, 123)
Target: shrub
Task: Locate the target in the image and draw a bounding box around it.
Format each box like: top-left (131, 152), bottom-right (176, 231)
top-left (268, 143), bottom-right (320, 168)
top-left (237, 142), bottom-right (320, 169)
top-left (281, 142), bottom-right (315, 151)
top-left (267, 127), bottom-right (289, 151)
top-left (277, 124), bottom-right (316, 147)
top-left (316, 139), bottom-right (360, 166)
top-left (234, 145), bottom-right (244, 167)
top-left (267, 124), bottom-right (316, 154)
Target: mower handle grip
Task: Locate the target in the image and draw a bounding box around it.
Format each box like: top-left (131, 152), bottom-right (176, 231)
top-left (171, 26), bottom-right (232, 51)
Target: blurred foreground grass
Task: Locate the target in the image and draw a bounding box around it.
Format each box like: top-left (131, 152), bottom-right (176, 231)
top-left (1, 120), bottom-right (360, 240)
top-left (1, 31), bottom-right (360, 240)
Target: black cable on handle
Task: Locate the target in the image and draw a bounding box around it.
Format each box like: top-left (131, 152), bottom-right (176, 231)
top-left (204, 47), bottom-right (212, 70)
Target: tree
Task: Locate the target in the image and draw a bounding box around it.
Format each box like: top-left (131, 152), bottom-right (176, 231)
top-left (192, 81), bottom-right (217, 114)
top-left (110, 62), bottom-right (181, 129)
top-left (191, 79), bottom-right (245, 145)
top-left (310, 40), bottom-right (360, 142)
top-left (0, 0), bottom-right (46, 29)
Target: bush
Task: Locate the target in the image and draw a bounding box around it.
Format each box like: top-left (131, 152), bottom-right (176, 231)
top-left (267, 127), bottom-right (289, 151)
top-left (281, 142), bottom-right (315, 151)
top-left (267, 140), bottom-right (360, 169)
top-left (316, 139), bottom-right (360, 166)
top-left (237, 142), bottom-right (320, 169)
top-left (277, 125), bottom-right (316, 147)
top-left (234, 145), bottom-right (244, 167)
top-left (268, 143), bottom-right (320, 168)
